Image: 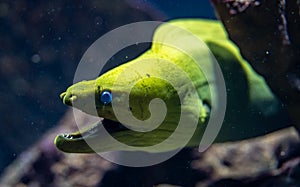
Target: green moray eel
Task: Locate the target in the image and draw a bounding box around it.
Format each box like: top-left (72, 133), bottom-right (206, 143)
top-left (55, 19), bottom-right (290, 153)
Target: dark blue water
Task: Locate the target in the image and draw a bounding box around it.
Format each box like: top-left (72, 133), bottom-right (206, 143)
top-left (149, 0), bottom-right (215, 18)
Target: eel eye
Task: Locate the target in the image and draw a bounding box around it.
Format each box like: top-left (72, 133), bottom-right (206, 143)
top-left (100, 90), bottom-right (112, 105)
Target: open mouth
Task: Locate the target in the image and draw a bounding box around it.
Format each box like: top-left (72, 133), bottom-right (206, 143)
top-left (58, 119), bottom-right (129, 140)
top-left (54, 118), bottom-right (129, 153)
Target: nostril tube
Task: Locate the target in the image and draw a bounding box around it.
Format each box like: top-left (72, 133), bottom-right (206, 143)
top-left (60, 92), bottom-right (66, 99)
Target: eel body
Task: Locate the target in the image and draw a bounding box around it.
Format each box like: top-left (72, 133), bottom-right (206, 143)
top-left (55, 19), bottom-right (290, 153)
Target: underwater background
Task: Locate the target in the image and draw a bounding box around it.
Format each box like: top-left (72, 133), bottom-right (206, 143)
top-left (0, 0), bottom-right (214, 175)
top-left (1, 0), bottom-right (299, 187)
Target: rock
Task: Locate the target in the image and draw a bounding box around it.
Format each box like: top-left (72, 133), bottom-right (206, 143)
top-left (210, 0), bottom-right (300, 130)
top-left (0, 110), bottom-right (299, 186)
top-left (192, 127), bottom-right (300, 186)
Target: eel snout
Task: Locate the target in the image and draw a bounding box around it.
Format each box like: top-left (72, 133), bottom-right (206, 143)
top-left (60, 91), bottom-right (77, 106)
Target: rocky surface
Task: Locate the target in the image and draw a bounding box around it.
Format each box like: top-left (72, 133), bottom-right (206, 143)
top-left (211, 0), bottom-right (300, 130)
top-left (0, 110), bottom-right (300, 187)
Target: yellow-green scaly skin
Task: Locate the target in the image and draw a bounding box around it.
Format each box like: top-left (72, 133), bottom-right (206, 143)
top-left (55, 19), bottom-right (289, 153)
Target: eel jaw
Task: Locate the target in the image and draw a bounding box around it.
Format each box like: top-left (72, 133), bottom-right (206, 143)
top-left (54, 119), bottom-right (128, 153)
